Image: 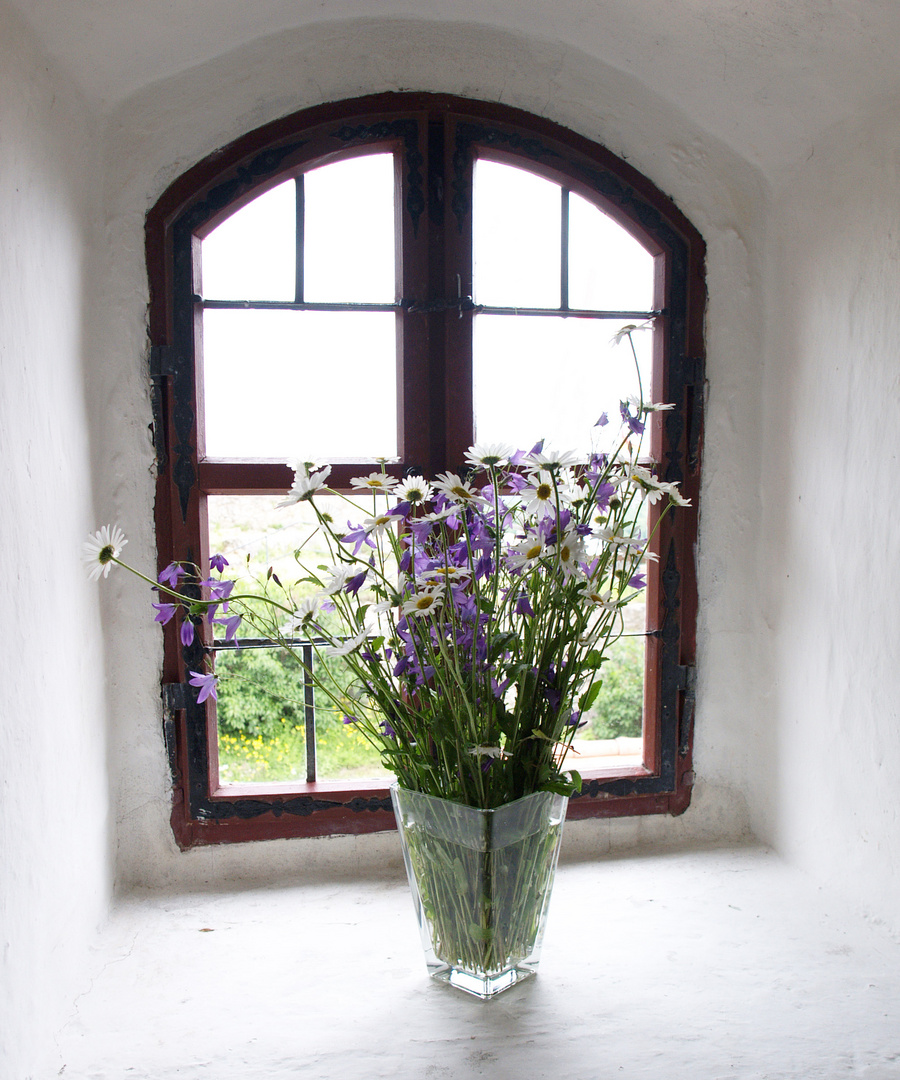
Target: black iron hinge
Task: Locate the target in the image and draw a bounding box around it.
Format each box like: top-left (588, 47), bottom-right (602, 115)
top-left (676, 664), bottom-right (697, 756)
top-left (681, 356), bottom-right (705, 386)
top-left (680, 356), bottom-right (706, 470)
top-left (162, 681), bottom-right (189, 711)
top-left (161, 682), bottom-right (190, 783)
top-left (149, 344), bottom-right (179, 380)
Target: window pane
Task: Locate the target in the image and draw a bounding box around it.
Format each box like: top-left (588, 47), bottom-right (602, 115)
top-left (201, 309), bottom-right (397, 460)
top-left (472, 315), bottom-right (653, 456)
top-left (209, 494), bottom-right (392, 784)
top-left (568, 192), bottom-right (655, 312)
top-left (303, 154), bottom-right (395, 304)
top-left (201, 180), bottom-right (295, 301)
top-left (473, 159), bottom-right (561, 309)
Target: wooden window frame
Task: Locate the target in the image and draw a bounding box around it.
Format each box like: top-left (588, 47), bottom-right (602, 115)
top-left (146, 92), bottom-right (705, 848)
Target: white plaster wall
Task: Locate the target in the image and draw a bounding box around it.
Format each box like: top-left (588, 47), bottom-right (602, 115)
top-left (97, 18), bottom-right (767, 890)
top-left (0, 4), bottom-right (111, 1077)
top-left (755, 99), bottom-right (900, 933)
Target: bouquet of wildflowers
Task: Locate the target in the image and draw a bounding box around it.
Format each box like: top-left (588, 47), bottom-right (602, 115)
top-left (85, 330), bottom-right (688, 811)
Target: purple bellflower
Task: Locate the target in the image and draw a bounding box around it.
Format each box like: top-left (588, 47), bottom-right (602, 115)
top-left (188, 670), bottom-right (218, 703)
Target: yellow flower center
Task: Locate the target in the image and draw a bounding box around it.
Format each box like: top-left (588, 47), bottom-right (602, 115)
top-left (416, 596), bottom-right (435, 610)
top-left (537, 483), bottom-right (552, 500)
top-left (560, 545), bottom-right (571, 562)
top-left (526, 543), bottom-right (542, 559)
top-left (451, 485), bottom-right (471, 499)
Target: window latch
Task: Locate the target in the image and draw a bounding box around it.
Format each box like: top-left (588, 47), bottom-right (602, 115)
top-left (401, 296), bottom-right (482, 315)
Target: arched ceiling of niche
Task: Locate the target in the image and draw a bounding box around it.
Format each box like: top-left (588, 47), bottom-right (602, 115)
top-left (9, 0), bottom-right (900, 177)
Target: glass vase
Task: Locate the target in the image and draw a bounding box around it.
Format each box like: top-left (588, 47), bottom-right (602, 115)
top-left (391, 783), bottom-right (568, 999)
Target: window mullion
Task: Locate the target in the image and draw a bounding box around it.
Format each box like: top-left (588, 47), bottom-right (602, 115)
top-left (441, 114), bottom-right (475, 472)
top-left (303, 642), bottom-right (317, 783)
top-left (560, 187), bottom-right (569, 312)
top-left (295, 175), bottom-right (305, 304)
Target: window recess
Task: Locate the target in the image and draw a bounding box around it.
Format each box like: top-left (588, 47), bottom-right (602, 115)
top-left (147, 93), bottom-right (705, 847)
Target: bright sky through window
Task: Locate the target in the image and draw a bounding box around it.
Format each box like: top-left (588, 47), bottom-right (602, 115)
top-left (199, 153), bottom-right (655, 462)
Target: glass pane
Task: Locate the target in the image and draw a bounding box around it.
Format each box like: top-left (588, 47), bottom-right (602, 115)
top-left (558, 630), bottom-right (646, 771)
top-left (209, 494), bottom-right (393, 783)
top-left (473, 159), bottom-right (561, 309)
top-left (472, 315), bottom-right (653, 456)
top-left (304, 153), bottom-right (395, 304)
top-left (200, 180), bottom-right (295, 301)
top-left (568, 192), bottom-right (655, 312)
top-left (202, 309), bottom-right (397, 460)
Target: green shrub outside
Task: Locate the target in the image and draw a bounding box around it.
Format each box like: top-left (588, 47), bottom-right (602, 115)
top-left (215, 644), bottom-right (388, 782)
top-left (582, 634), bottom-right (644, 740)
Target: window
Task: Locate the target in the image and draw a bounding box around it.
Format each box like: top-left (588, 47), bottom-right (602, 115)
top-left (147, 94), bottom-right (705, 847)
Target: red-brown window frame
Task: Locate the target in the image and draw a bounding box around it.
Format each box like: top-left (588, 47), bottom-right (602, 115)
top-left (146, 92), bottom-right (705, 848)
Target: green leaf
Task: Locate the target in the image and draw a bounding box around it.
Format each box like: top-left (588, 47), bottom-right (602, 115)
top-left (584, 650), bottom-right (604, 669)
top-left (579, 681), bottom-right (603, 712)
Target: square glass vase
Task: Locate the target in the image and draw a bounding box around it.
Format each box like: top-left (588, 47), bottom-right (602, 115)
top-left (391, 783), bottom-right (568, 999)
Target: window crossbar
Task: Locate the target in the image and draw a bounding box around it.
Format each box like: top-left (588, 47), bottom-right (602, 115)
top-left (200, 299), bottom-right (399, 313)
top-left (478, 305), bottom-right (662, 320)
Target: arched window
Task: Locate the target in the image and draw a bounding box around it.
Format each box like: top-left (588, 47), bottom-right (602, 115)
top-left (147, 94), bottom-right (705, 847)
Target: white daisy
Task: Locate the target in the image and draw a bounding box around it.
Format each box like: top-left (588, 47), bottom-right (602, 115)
top-left (277, 464), bottom-right (331, 506)
top-left (362, 513), bottom-right (396, 538)
top-left (467, 745), bottom-right (508, 760)
top-left (432, 472), bottom-right (485, 505)
top-left (552, 527), bottom-right (586, 581)
top-left (82, 524), bottom-right (127, 581)
top-left (527, 448), bottom-right (581, 472)
top-left (667, 486), bottom-right (692, 507)
top-left (521, 471), bottom-right (574, 520)
top-left (324, 629), bottom-right (369, 657)
top-left (463, 442), bottom-right (514, 470)
top-left (283, 595), bottom-right (320, 632)
top-left (421, 564), bottom-right (471, 585)
top-left (615, 463), bottom-right (670, 504)
top-left (506, 531), bottom-right (546, 571)
top-left (622, 393), bottom-right (675, 416)
top-left (594, 526), bottom-right (642, 548)
top-left (578, 585), bottom-right (620, 610)
top-left (395, 475), bottom-right (433, 505)
top-left (319, 563), bottom-right (362, 595)
top-left (350, 472), bottom-right (398, 493)
top-left (400, 585), bottom-right (445, 618)
top-left (610, 319), bottom-right (654, 346)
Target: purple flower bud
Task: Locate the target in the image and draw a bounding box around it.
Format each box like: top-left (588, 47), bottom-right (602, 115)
top-left (344, 570), bottom-right (368, 595)
top-left (209, 553), bottom-right (229, 573)
top-left (180, 619), bottom-right (195, 647)
top-left (515, 592), bottom-right (534, 618)
top-left (620, 400), bottom-right (645, 436)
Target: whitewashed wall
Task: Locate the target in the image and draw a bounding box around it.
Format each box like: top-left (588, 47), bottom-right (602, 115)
top-left (0, 5), bottom-right (110, 1078)
top-left (98, 18), bottom-right (766, 889)
top-left (755, 100), bottom-right (900, 931)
